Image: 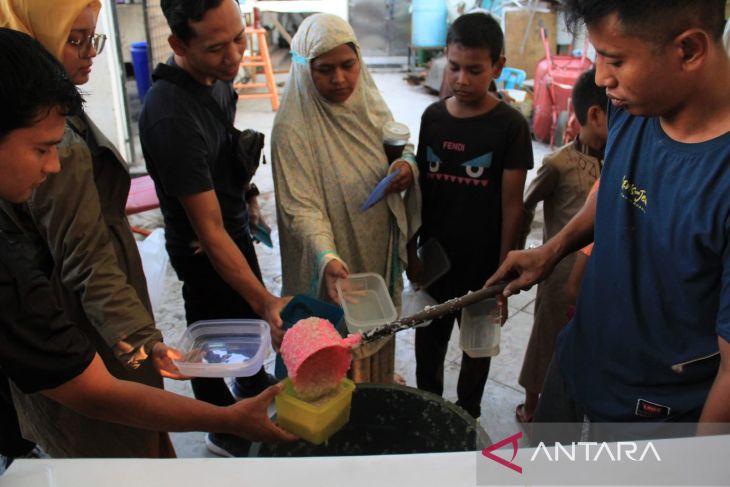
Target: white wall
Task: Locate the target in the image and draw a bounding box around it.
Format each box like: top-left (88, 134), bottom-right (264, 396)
top-left (116, 3), bottom-right (146, 64)
top-left (83, 2), bottom-right (132, 162)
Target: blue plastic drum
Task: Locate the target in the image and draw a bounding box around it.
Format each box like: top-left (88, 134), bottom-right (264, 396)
top-left (411, 0), bottom-right (448, 47)
top-left (130, 41), bottom-right (151, 101)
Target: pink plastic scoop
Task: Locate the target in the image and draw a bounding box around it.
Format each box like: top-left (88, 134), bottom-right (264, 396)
top-left (280, 282), bottom-right (509, 401)
top-left (280, 317), bottom-right (361, 401)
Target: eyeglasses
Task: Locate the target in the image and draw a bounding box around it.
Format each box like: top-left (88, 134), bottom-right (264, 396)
top-left (67, 33), bottom-right (107, 59)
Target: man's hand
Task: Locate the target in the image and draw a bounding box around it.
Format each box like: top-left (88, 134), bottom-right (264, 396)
top-left (485, 245), bottom-right (559, 297)
top-left (225, 383), bottom-right (299, 443)
top-left (150, 342), bottom-right (190, 380)
top-left (259, 296), bottom-right (292, 351)
top-left (386, 160), bottom-right (414, 194)
top-left (323, 259), bottom-right (348, 304)
top-left (248, 196), bottom-right (263, 229)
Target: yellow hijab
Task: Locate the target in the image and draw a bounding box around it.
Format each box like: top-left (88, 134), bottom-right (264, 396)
top-left (0, 0), bottom-right (102, 60)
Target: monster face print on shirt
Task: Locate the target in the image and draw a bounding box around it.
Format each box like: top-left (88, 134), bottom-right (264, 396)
top-left (426, 146), bottom-right (493, 187)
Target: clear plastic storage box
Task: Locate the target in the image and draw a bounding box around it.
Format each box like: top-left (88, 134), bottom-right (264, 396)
top-left (336, 273), bottom-right (397, 333)
top-left (400, 282), bottom-right (437, 328)
top-left (173, 319), bottom-right (270, 377)
top-left (418, 238), bottom-right (451, 288)
top-left (459, 299), bottom-right (501, 358)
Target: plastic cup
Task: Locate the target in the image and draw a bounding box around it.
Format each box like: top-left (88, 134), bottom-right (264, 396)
top-left (382, 121), bottom-right (410, 163)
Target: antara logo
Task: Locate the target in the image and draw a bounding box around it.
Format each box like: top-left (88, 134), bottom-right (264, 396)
top-left (481, 433), bottom-right (662, 474)
top-left (481, 432), bottom-right (523, 474)
top-left (530, 441), bottom-right (662, 462)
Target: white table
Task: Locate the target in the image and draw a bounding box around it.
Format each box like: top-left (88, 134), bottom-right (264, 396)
top-left (1, 452), bottom-right (475, 487)
top-left (3, 434), bottom-right (730, 486)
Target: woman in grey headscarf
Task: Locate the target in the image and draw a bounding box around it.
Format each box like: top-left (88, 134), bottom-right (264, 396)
top-left (272, 14), bottom-right (420, 383)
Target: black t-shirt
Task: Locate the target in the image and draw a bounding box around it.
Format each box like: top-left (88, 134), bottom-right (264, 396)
top-left (0, 231), bottom-right (94, 394)
top-left (416, 100), bottom-right (533, 300)
top-left (139, 61), bottom-right (249, 257)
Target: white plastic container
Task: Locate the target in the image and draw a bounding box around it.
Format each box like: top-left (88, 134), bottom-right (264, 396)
top-left (135, 228), bottom-right (169, 315)
top-left (337, 273), bottom-right (397, 334)
top-left (418, 238), bottom-right (451, 288)
top-left (459, 298), bottom-right (501, 358)
top-left (173, 319), bottom-right (270, 377)
top-left (400, 282), bottom-right (437, 328)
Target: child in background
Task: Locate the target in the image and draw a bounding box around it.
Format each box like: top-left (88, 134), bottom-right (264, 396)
top-left (407, 12), bottom-right (533, 419)
top-left (515, 68), bottom-right (607, 424)
top-left (565, 179), bottom-right (600, 320)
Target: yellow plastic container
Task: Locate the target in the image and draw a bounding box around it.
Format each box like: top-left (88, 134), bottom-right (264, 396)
top-left (275, 378), bottom-right (355, 445)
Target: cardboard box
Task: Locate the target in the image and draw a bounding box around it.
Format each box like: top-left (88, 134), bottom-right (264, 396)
top-left (502, 6), bottom-right (557, 78)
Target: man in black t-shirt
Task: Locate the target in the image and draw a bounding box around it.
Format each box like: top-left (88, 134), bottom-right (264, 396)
top-left (0, 30), bottom-right (295, 465)
top-left (139, 0), bottom-right (290, 456)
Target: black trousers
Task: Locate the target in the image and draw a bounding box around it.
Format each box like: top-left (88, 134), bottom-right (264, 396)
top-left (415, 312), bottom-right (491, 418)
top-left (0, 374), bottom-right (34, 457)
top-left (170, 236), bottom-right (267, 407)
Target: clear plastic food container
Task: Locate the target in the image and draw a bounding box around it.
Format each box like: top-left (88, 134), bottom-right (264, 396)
top-left (418, 238), bottom-right (451, 288)
top-left (336, 273), bottom-right (397, 333)
top-left (459, 299), bottom-right (501, 358)
top-left (173, 319), bottom-right (270, 377)
top-left (400, 282), bottom-right (437, 328)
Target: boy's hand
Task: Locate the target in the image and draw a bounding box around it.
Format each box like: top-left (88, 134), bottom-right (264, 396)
top-left (225, 383), bottom-right (299, 443)
top-left (406, 255), bottom-right (425, 289)
top-left (387, 160), bottom-right (414, 194)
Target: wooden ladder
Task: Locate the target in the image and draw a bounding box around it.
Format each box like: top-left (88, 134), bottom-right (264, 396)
top-left (235, 27), bottom-right (279, 111)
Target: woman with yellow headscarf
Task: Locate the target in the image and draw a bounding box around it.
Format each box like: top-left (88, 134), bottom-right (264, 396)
top-left (0, 1), bottom-right (179, 458)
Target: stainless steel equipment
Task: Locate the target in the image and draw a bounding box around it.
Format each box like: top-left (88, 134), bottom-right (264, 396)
top-left (349, 0), bottom-right (411, 64)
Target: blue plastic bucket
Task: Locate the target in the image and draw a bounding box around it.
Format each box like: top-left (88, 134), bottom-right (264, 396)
top-left (411, 0), bottom-right (448, 47)
top-left (130, 41), bottom-right (151, 101)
